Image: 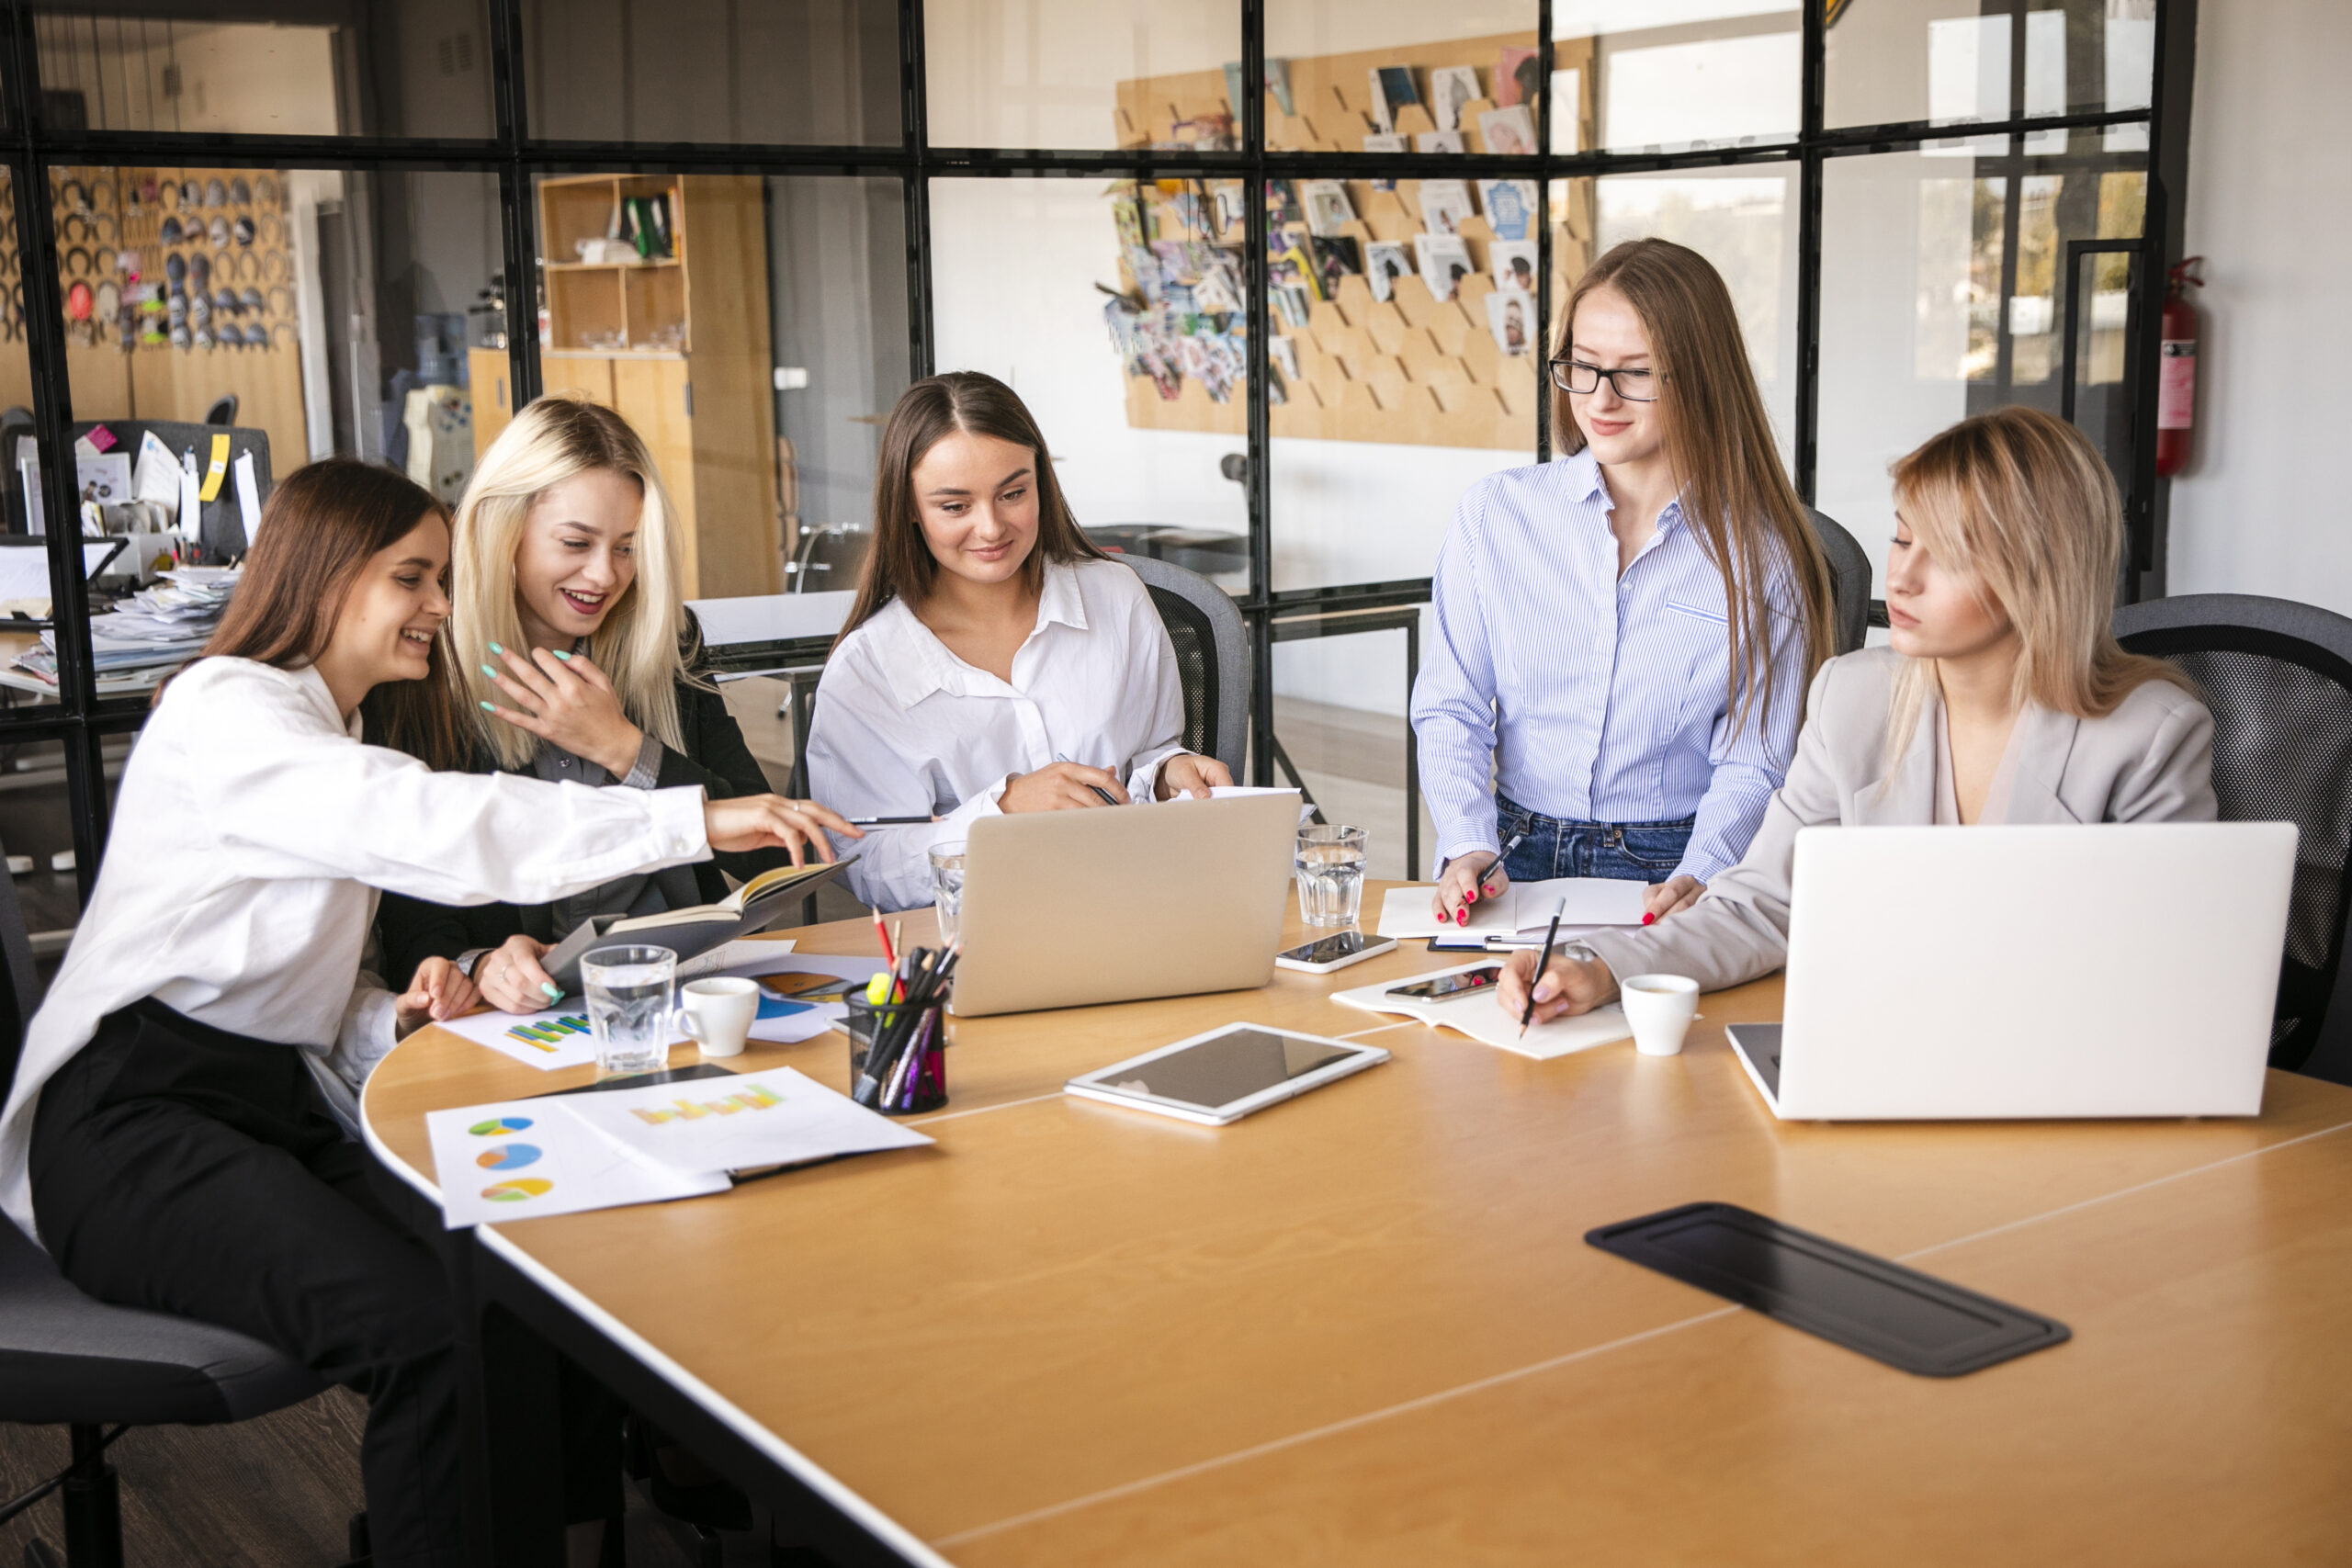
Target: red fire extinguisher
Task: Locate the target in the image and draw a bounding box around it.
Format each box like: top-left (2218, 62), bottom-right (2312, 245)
top-left (2155, 256), bottom-right (2205, 479)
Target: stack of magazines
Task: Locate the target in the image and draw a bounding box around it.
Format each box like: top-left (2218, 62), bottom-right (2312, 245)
top-left (11, 565), bottom-right (239, 687)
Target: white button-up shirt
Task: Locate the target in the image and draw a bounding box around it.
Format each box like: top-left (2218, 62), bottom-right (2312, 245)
top-left (806, 558), bottom-right (1188, 912)
top-left (0, 656), bottom-right (714, 1241)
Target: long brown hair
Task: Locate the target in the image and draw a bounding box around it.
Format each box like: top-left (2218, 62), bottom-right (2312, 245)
top-left (1883, 406), bottom-right (2191, 761)
top-left (1554, 239), bottom-right (1836, 737)
top-left (185, 457), bottom-right (468, 768)
top-left (839, 371), bottom-right (1104, 644)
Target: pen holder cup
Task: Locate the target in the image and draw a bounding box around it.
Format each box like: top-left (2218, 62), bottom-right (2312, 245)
top-left (843, 993), bottom-right (949, 1115)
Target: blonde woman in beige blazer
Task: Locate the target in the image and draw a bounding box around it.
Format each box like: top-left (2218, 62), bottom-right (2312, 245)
top-left (1504, 405), bottom-right (2217, 1024)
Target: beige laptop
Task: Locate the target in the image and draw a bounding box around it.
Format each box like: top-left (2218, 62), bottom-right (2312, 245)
top-left (949, 792), bottom-right (1302, 1016)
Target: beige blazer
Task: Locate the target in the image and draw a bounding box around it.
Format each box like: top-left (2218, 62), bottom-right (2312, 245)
top-left (1580, 646), bottom-right (2218, 994)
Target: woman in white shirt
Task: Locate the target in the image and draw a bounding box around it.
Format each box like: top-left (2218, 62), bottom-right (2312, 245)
top-left (808, 371), bottom-right (1233, 911)
top-left (1412, 239), bottom-right (1838, 929)
top-left (2, 459), bottom-right (852, 1568)
top-left (1502, 406), bottom-right (2214, 1025)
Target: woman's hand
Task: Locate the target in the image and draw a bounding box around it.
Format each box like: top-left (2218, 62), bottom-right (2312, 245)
top-left (703, 795), bottom-right (860, 861)
top-left (1001, 761), bottom-right (1130, 812)
top-left (1496, 945), bottom-right (1618, 1028)
top-left (1155, 752), bottom-right (1235, 800)
top-left (1645, 874), bottom-right (1705, 922)
top-left (478, 643), bottom-right (645, 778)
top-left (394, 955), bottom-right (480, 1038)
top-left (469, 935), bottom-right (561, 1015)
top-left (1431, 851), bottom-right (1505, 927)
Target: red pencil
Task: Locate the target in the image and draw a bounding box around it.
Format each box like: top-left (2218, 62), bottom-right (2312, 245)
top-left (870, 905), bottom-right (899, 967)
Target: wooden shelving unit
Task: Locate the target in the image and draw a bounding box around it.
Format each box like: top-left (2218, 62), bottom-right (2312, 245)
top-left (496, 173), bottom-right (780, 599)
top-left (1112, 31), bottom-right (1600, 452)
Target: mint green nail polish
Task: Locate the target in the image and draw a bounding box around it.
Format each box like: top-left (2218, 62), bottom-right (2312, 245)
top-left (552, 649), bottom-right (571, 660)
top-left (487, 641), bottom-right (503, 654)
top-left (480, 664), bottom-right (498, 678)
top-left (540, 982), bottom-right (562, 1001)
top-left (479, 700), bottom-right (495, 711)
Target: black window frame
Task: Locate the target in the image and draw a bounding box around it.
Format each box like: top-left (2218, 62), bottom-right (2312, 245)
top-left (0, 0), bottom-right (2199, 890)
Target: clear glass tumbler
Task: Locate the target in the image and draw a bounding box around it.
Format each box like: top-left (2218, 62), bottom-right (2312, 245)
top-left (581, 943), bottom-right (677, 1077)
top-left (1295, 825), bottom-right (1369, 927)
top-left (929, 840), bottom-right (967, 945)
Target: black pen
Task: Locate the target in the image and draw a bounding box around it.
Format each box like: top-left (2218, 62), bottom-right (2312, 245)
top-left (1518, 896), bottom-right (1566, 1041)
top-left (1480, 833), bottom-right (1526, 898)
top-left (1055, 750), bottom-right (1121, 806)
top-left (846, 815), bottom-right (934, 826)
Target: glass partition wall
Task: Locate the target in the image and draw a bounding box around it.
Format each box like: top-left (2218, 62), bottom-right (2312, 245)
top-left (2, 0), bottom-right (2191, 906)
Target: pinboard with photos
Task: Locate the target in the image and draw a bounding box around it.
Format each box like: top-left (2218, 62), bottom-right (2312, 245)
top-left (1106, 32), bottom-right (1598, 452)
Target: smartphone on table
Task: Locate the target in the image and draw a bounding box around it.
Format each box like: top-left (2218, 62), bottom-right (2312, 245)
top-left (1384, 964), bottom-right (1503, 1001)
top-left (1274, 931), bottom-right (1399, 975)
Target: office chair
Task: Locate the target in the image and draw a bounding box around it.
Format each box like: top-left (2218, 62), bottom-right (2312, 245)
top-left (1119, 553), bottom-right (1250, 780)
top-left (201, 394), bottom-right (238, 427)
top-left (2113, 592), bottom-right (2352, 1084)
top-left (784, 524), bottom-right (870, 595)
top-left (1806, 507), bottom-right (1871, 656)
top-left (0, 830), bottom-right (326, 1568)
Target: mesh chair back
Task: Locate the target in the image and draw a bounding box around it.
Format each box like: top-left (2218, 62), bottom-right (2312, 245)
top-left (1117, 554), bottom-right (1250, 778)
top-left (2113, 593), bottom-right (2352, 1078)
top-left (1807, 507), bottom-right (1872, 656)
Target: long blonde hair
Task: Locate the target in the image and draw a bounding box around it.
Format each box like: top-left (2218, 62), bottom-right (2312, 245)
top-left (1884, 405), bottom-right (2190, 761)
top-left (450, 395), bottom-right (691, 770)
top-left (1555, 239), bottom-right (1836, 738)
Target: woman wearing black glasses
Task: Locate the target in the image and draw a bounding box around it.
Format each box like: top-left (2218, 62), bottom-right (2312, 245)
top-left (1412, 238), bottom-right (1838, 928)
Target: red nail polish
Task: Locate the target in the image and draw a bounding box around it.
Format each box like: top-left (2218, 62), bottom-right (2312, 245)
top-left (1643, 912), bottom-right (1656, 925)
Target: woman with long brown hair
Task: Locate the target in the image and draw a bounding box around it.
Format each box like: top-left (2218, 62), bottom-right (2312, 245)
top-left (807, 370), bottom-right (1233, 911)
top-left (0, 459), bottom-right (852, 1568)
top-left (1412, 238), bottom-right (1838, 928)
top-left (1501, 405), bottom-right (2213, 1025)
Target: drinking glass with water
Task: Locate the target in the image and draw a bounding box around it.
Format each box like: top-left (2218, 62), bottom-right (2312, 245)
top-left (929, 840), bottom-right (967, 945)
top-left (581, 944), bottom-right (678, 1077)
top-left (1295, 825), bottom-right (1369, 928)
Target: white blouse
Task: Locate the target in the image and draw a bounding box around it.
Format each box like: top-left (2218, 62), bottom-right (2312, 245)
top-left (806, 558), bottom-right (1189, 912)
top-left (0, 656), bottom-right (713, 1241)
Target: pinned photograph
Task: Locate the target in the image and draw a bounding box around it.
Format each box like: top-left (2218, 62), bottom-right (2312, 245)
top-left (1476, 179), bottom-right (1539, 241)
top-left (1270, 334), bottom-right (1302, 383)
top-left (1485, 288), bottom-right (1534, 356)
top-left (1271, 240), bottom-right (1321, 300)
top-left (1309, 235), bottom-right (1363, 300)
top-left (1413, 232), bottom-right (1474, 301)
top-left (1365, 241), bottom-right (1414, 303)
top-left (1489, 239), bottom-right (1539, 294)
top-left (1363, 132), bottom-right (1407, 153)
top-left (1428, 65), bottom-right (1482, 131)
top-left (1301, 180), bottom-right (1358, 238)
top-left (1414, 130), bottom-right (1465, 153)
top-left (1265, 181), bottom-right (1305, 229)
top-left (1496, 46), bottom-right (1540, 108)
top-left (1477, 105), bottom-right (1537, 155)
top-left (1367, 65), bottom-right (1419, 133)
top-left (1418, 179), bottom-right (1476, 237)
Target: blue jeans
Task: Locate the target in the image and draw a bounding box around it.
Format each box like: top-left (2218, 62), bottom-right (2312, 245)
top-left (1494, 793), bottom-right (1695, 886)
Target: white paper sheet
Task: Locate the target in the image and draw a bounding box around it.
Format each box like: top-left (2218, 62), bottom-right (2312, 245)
top-left (436, 1005), bottom-right (603, 1071)
top-left (424, 1097), bottom-right (728, 1228)
top-left (1514, 876), bottom-right (1649, 928)
top-left (233, 451), bottom-right (262, 542)
top-left (1332, 960), bottom-right (1634, 1061)
top-left (1376, 885), bottom-right (1521, 940)
top-left (561, 1067), bottom-right (931, 1177)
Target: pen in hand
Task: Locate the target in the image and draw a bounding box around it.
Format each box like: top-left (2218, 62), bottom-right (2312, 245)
top-left (1480, 833), bottom-right (1526, 899)
top-left (1519, 896), bottom-right (1566, 1040)
top-left (1055, 751), bottom-right (1122, 806)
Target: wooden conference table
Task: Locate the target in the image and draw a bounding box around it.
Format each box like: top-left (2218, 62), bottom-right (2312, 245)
top-left (361, 883), bottom-right (2352, 1566)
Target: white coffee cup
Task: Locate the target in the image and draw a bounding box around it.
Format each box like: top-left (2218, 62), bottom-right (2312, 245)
top-left (1618, 974), bottom-right (1701, 1056)
top-left (674, 976), bottom-right (759, 1059)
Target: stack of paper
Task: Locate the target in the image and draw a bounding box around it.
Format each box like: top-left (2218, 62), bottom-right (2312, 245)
top-left (12, 565), bottom-right (239, 685)
top-left (424, 1067), bottom-right (933, 1227)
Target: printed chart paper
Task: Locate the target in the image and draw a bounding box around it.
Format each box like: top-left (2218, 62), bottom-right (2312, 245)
top-left (424, 1098), bottom-right (728, 1228)
top-left (560, 1068), bottom-right (932, 1177)
top-left (437, 1005), bottom-right (603, 1071)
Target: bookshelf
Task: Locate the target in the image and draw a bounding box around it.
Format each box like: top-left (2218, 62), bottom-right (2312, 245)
top-left (506, 174), bottom-right (781, 599)
top-left (1110, 32), bottom-right (1598, 452)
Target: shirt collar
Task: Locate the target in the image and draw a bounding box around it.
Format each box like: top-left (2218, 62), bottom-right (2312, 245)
top-left (872, 560), bottom-right (1089, 711)
top-left (1563, 447), bottom-right (1690, 542)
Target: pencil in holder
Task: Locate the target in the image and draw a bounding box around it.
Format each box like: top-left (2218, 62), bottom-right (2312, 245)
top-left (843, 990), bottom-right (949, 1115)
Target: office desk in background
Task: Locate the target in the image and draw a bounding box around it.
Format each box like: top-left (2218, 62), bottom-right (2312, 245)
top-left (361, 885), bottom-right (2352, 1566)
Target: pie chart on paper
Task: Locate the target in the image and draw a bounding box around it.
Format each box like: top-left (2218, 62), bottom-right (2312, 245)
top-left (475, 1143), bottom-right (542, 1170)
top-left (481, 1178), bottom-right (552, 1202)
top-left (468, 1116), bottom-right (533, 1135)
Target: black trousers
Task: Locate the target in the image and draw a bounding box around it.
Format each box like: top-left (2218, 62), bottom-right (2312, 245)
top-left (29, 998), bottom-right (622, 1568)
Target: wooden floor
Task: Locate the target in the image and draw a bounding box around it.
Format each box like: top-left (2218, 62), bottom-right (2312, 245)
top-left (0, 1389), bottom-right (799, 1566)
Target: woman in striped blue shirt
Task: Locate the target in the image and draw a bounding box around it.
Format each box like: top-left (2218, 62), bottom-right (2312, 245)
top-left (1412, 238), bottom-right (1838, 926)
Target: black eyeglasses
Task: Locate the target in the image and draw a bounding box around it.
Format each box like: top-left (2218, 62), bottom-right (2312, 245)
top-left (1548, 359), bottom-right (1661, 401)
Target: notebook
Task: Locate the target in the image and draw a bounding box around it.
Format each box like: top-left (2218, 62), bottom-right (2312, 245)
top-left (1373, 877), bottom-right (1646, 940)
top-left (1332, 959), bottom-right (1633, 1062)
top-left (539, 856), bottom-right (856, 995)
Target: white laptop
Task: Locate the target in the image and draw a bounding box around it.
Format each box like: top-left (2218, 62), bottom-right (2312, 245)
top-left (1724, 823), bottom-right (2296, 1120)
top-left (949, 792), bottom-right (1302, 1016)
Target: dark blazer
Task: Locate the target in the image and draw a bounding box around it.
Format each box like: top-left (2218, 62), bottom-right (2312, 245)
top-left (375, 640), bottom-right (785, 985)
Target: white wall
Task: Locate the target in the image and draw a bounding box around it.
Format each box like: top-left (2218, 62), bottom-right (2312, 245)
top-left (2164, 0), bottom-right (2352, 608)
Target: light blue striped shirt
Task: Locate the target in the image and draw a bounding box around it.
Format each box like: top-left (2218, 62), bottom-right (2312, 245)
top-left (1410, 449), bottom-right (1809, 886)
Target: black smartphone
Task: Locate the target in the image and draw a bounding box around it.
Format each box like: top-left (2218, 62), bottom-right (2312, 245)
top-left (1385, 964), bottom-right (1503, 1001)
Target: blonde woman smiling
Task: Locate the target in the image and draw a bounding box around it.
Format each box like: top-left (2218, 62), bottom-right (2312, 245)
top-left (378, 394), bottom-right (854, 1011)
top-left (1501, 405), bottom-right (2215, 1026)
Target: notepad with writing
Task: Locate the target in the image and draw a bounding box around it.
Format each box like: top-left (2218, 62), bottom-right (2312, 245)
top-left (540, 856), bottom-right (856, 995)
top-left (1333, 960), bottom-right (1633, 1061)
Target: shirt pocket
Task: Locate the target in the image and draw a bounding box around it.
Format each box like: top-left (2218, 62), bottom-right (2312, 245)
top-left (1662, 597), bottom-right (1729, 626)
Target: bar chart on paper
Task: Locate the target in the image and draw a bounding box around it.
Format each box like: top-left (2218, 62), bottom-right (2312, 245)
top-left (439, 1007), bottom-right (605, 1071)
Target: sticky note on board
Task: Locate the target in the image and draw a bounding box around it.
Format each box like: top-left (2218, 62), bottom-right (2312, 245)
top-left (234, 451), bottom-right (261, 543)
top-left (198, 434), bottom-right (230, 502)
top-left (177, 452), bottom-right (201, 536)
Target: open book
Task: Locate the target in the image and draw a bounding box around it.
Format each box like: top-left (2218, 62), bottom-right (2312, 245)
top-left (541, 856), bottom-right (857, 995)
